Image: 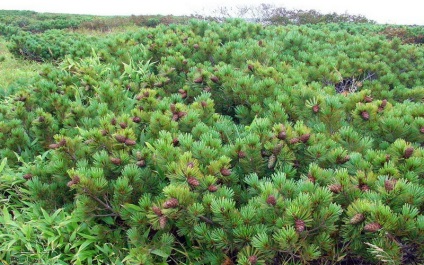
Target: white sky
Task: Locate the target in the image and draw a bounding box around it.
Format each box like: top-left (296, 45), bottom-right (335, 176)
top-left (0, 0), bottom-right (423, 25)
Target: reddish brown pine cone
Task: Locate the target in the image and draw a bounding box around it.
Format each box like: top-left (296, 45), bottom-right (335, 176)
top-left (307, 173), bottom-right (316, 183)
top-left (289, 137), bottom-right (300, 144)
top-left (163, 198), bottom-right (179, 209)
top-left (49, 143), bottom-right (60, 149)
top-left (403, 147), bottom-right (414, 159)
top-left (153, 82), bottom-right (163, 88)
top-left (143, 91), bottom-right (150, 97)
top-left (210, 76), bottom-right (219, 83)
top-left (38, 116), bottom-right (45, 122)
top-left (248, 64), bottom-right (254, 71)
top-left (132, 116), bottom-right (141, 123)
top-left (194, 77), bottom-right (203, 83)
top-left (172, 138), bottom-right (180, 146)
top-left (248, 255), bottom-right (258, 265)
top-left (380, 99), bottom-right (387, 108)
top-left (220, 168), bottom-right (231, 176)
top-left (266, 195), bottom-right (277, 206)
top-left (237, 150), bottom-right (246, 159)
top-left (125, 139), bottom-right (136, 146)
top-left (58, 138), bottom-right (67, 147)
top-left (67, 180), bottom-right (75, 187)
top-left (201, 101), bottom-right (208, 108)
top-left (100, 129), bottom-right (108, 136)
top-left (208, 185), bottom-right (218, 192)
top-left (177, 111), bottom-right (187, 118)
top-left (159, 215), bottom-right (168, 229)
top-left (111, 117), bottom-right (117, 125)
top-left (222, 257), bottom-right (234, 265)
top-left (364, 95), bottom-right (373, 102)
top-left (312, 104), bottom-right (320, 113)
top-left (299, 133), bottom-right (310, 143)
top-left (136, 160), bottom-right (146, 167)
top-left (295, 219), bottom-right (306, 233)
top-left (337, 155), bottom-right (350, 164)
top-left (328, 184), bottom-right (342, 194)
top-left (115, 134), bottom-right (127, 143)
top-left (364, 222), bottom-right (382, 232)
top-left (72, 175), bottom-right (80, 184)
top-left (152, 206), bottom-right (162, 216)
top-left (384, 179), bottom-right (397, 191)
top-left (361, 111), bottom-right (370, 120)
top-left (110, 157), bottom-right (121, 165)
top-left (170, 103), bottom-right (176, 113)
top-left (23, 173), bottom-right (33, 180)
top-left (119, 122), bottom-right (127, 129)
top-left (193, 43), bottom-right (199, 49)
top-left (420, 127), bottom-right (424, 134)
top-left (187, 162), bottom-right (194, 168)
top-left (277, 131), bottom-right (287, 140)
top-left (187, 177), bottom-right (200, 187)
top-left (172, 113), bottom-right (179, 121)
top-left (359, 184), bottom-right (370, 192)
top-left (350, 213), bottom-right (365, 224)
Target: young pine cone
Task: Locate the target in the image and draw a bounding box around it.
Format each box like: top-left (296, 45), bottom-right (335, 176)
top-left (403, 147), bottom-right (414, 159)
top-left (163, 198), bottom-right (179, 209)
top-left (295, 219), bottom-right (306, 233)
top-left (115, 134), bottom-right (127, 143)
top-left (277, 131), bottom-right (287, 140)
top-left (361, 111), bottom-right (370, 121)
top-left (208, 185), bottom-right (218, 192)
top-left (299, 133), bottom-right (310, 143)
top-left (267, 154), bottom-right (277, 169)
top-left (350, 213), bottom-right (365, 225)
top-left (364, 222), bottom-right (381, 232)
top-left (384, 179), bottom-right (397, 191)
top-left (289, 137), bottom-right (300, 144)
top-left (110, 157), bottom-right (121, 165)
top-left (328, 184), bottom-right (342, 194)
top-left (23, 173), bottom-right (33, 180)
top-left (152, 206), bottom-right (162, 216)
top-left (266, 195), bottom-right (276, 206)
top-left (159, 215), bottom-right (168, 229)
top-left (124, 139), bottom-right (136, 146)
top-left (220, 168), bottom-right (231, 176)
top-left (248, 255), bottom-right (258, 265)
top-left (187, 177), bottom-right (200, 187)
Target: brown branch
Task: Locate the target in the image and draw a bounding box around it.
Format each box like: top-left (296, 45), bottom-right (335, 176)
top-left (199, 215), bottom-right (215, 225)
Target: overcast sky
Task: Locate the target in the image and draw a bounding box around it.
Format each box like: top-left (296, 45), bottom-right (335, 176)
top-left (0, 0), bottom-right (423, 25)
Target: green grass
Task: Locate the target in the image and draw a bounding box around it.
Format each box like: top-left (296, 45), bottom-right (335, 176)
top-left (0, 37), bottom-right (43, 90)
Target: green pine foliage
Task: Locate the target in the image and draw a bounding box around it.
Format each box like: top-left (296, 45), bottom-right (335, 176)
top-left (1, 12), bottom-right (424, 264)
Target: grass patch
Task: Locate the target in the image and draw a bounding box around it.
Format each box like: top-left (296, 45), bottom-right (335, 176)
top-left (0, 37), bottom-right (42, 91)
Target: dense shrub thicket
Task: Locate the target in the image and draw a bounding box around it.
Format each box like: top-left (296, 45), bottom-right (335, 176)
top-left (1, 17), bottom-right (424, 264)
